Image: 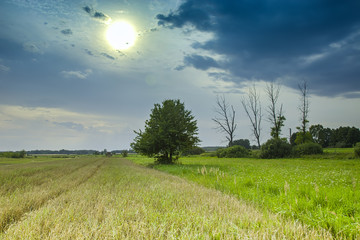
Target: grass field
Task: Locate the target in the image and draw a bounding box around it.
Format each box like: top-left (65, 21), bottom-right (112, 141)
top-left (128, 154), bottom-right (360, 239)
top-left (0, 155), bottom-right (334, 239)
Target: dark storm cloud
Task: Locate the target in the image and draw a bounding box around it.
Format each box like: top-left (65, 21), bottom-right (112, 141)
top-left (157, 0), bottom-right (360, 97)
top-left (93, 11), bottom-right (108, 21)
top-left (156, 1), bottom-right (213, 31)
top-left (178, 54), bottom-right (221, 71)
top-left (83, 6), bottom-right (91, 14)
top-left (82, 5), bottom-right (111, 22)
top-left (61, 29), bottom-right (72, 35)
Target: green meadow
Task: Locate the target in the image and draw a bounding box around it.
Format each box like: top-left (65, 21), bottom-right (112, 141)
top-left (129, 152), bottom-right (360, 239)
top-left (0, 155), bottom-right (334, 239)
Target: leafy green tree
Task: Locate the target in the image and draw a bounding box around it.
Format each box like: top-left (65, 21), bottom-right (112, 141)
top-left (310, 124), bottom-right (324, 144)
top-left (121, 150), bottom-right (128, 157)
top-left (346, 127), bottom-right (360, 147)
top-left (320, 127), bottom-right (333, 148)
top-left (310, 125), bottom-right (360, 148)
top-left (131, 99), bottom-right (200, 164)
top-left (182, 146), bottom-right (205, 156)
top-left (216, 145), bottom-right (250, 158)
top-left (330, 126), bottom-right (360, 147)
top-left (260, 138), bottom-right (292, 159)
top-left (270, 114), bottom-right (286, 139)
top-left (294, 131), bottom-right (313, 145)
top-left (231, 139), bottom-right (251, 149)
top-left (293, 142), bottom-right (323, 155)
top-left (310, 124), bottom-right (334, 147)
top-left (290, 132), bottom-right (298, 146)
top-left (19, 150), bottom-right (26, 158)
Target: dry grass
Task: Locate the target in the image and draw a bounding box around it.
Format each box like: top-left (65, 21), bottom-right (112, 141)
top-left (1, 156), bottom-right (333, 239)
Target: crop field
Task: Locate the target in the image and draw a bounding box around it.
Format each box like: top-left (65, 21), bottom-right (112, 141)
top-left (0, 155), bottom-right (335, 239)
top-left (129, 154), bottom-right (360, 239)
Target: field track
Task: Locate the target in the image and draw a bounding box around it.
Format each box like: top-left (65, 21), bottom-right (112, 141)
top-left (0, 156), bottom-right (333, 239)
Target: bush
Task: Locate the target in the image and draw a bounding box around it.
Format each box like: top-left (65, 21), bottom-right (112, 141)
top-left (260, 138), bottom-right (292, 159)
top-left (355, 142), bottom-right (360, 158)
top-left (182, 146), bottom-right (205, 156)
top-left (335, 141), bottom-right (347, 148)
top-left (0, 150), bottom-right (26, 158)
top-left (294, 132), bottom-right (313, 145)
top-left (121, 150), bottom-right (128, 157)
top-left (216, 145), bottom-right (250, 158)
top-left (231, 139), bottom-right (251, 149)
top-left (293, 142), bottom-right (323, 155)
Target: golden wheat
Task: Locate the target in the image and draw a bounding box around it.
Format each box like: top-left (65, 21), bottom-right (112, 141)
top-left (0, 157), bottom-right (333, 239)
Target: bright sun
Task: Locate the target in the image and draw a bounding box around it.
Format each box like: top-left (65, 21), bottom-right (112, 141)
top-left (106, 21), bottom-right (136, 50)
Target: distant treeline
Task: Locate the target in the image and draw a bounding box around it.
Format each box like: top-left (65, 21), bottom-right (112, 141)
top-left (26, 149), bottom-right (135, 155)
top-left (291, 125), bottom-right (360, 148)
top-left (0, 150), bottom-right (27, 158)
top-left (201, 146), bottom-right (224, 152)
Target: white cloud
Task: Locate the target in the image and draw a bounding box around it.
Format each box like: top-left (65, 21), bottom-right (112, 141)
top-left (23, 42), bottom-right (43, 54)
top-left (0, 104), bottom-right (134, 150)
top-left (61, 69), bottom-right (92, 79)
top-left (0, 64), bottom-right (10, 72)
top-left (300, 53), bottom-right (327, 65)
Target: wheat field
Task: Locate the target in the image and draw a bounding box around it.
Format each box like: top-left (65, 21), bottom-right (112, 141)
top-left (0, 156), bottom-right (333, 239)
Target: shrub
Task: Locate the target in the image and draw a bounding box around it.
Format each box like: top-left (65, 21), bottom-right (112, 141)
top-left (182, 146), bottom-right (205, 156)
top-left (335, 141), bottom-right (347, 148)
top-left (0, 150), bottom-right (26, 158)
top-left (216, 145), bottom-right (250, 158)
top-left (294, 132), bottom-right (313, 145)
top-left (231, 139), bottom-right (251, 149)
top-left (355, 142), bottom-right (360, 158)
top-left (293, 142), bottom-right (323, 155)
top-left (260, 138), bottom-right (292, 159)
top-left (121, 150), bottom-right (128, 157)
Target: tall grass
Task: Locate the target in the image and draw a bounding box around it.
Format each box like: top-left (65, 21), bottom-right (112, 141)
top-left (1, 156), bottom-right (332, 239)
top-left (0, 156), bottom-right (103, 233)
top-left (129, 155), bottom-right (360, 239)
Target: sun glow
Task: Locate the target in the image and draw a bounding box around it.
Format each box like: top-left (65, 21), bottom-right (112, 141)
top-left (106, 21), bottom-right (136, 50)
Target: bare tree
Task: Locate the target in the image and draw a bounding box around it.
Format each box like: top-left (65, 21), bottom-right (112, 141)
top-left (266, 82), bottom-right (285, 139)
top-left (212, 95), bottom-right (237, 147)
top-left (241, 84), bottom-right (262, 148)
top-left (297, 80), bottom-right (310, 144)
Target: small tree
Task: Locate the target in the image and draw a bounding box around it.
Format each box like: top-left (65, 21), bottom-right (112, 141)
top-left (294, 132), bottom-right (313, 145)
top-left (216, 145), bottom-right (250, 158)
top-left (310, 124), bottom-right (332, 147)
top-left (266, 82), bottom-right (285, 139)
top-left (19, 150), bottom-right (27, 158)
top-left (231, 139), bottom-right (251, 149)
top-left (121, 150), bottom-right (128, 157)
top-left (212, 95), bottom-right (237, 146)
top-left (131, 99), bottom-right (200, 164)
top-left (260, 138), bottom-right (292, 159)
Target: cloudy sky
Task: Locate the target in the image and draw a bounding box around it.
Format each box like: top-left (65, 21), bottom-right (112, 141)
top-left (1, 0), bottom-right (360, 151)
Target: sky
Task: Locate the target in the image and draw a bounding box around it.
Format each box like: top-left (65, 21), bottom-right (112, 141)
top-left (1, 0), bottom-right (360, 151)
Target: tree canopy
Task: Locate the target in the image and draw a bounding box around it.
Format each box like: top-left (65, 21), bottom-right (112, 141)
top-left (131, 99), bottom-right (200, 163)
